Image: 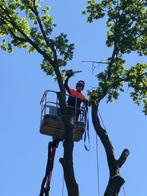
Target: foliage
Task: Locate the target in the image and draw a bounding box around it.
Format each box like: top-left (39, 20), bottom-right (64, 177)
top-left (0, 0), bottom-right (74, 76)
top-left (127, 63), bottom-right (147, 114)
top-left (84, 0), bottom-right (147, 114)
top-left (84, 0), bottom-right (147, 55)
top-left (0, 0), bottom-right (147, 114)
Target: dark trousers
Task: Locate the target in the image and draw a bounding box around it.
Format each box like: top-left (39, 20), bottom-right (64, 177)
top-left (67, 106), bottom-right (80, 122)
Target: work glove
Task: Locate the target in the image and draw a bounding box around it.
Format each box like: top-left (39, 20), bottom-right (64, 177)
top-left (66, 69), bottom-right (74, 77)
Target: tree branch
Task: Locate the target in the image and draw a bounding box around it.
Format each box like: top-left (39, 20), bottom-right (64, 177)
top-left (9, 29), bottom-right (27, 42)
top-left (23, 0), bottom-right (58, 63)
top-left (0, 4), bottom-right (54, 65)
top-left (117, 149), bottom-right (130, 168)
top-left (25, 1), bottom-right (50, 44)
top-left (91, 99), bottom-right (130, 195)
top-left (91, 100), bottom-right (116, 175)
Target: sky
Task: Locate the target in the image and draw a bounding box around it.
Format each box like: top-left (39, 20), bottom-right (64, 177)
top-left (0, 0), bottom-right (147, 196)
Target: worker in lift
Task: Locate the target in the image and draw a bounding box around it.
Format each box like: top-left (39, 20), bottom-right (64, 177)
top-left (64, 70), bottom-right (88, 121)
top-left (39, 72), bottom-right (88, 195)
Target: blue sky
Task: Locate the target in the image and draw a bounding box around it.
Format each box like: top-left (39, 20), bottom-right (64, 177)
top-left (0, 0), bottom-right (147, 196)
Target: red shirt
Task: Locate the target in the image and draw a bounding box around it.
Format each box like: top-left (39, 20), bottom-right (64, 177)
top-left (66, 86), bottom-right (86, 108)
top-left (66, 86), bottom-right (85, 100)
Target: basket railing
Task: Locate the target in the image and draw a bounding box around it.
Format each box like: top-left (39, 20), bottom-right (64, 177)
top-left (40, 90), bottom-right (87, 124)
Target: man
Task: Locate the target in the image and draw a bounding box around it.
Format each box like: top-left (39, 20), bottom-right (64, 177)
top-left (64, 70), bottom-right (87, 121)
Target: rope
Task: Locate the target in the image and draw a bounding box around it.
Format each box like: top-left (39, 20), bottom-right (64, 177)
top-left (96, 134), bottom-right (101, 196)
top-left (122, 185), bottom-right (127, 196)
top-left (61, 173), bottom-right (65, 196)
top-left (84, 108), bottom-right (91, 151)
top-left (98, 110), bottom-right (106, 130)
top-left (98, 110), bottom-right (127, 196)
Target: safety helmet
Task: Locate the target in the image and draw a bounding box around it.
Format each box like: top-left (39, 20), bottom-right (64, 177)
top-left (76, 80), bottom-right (85, 90)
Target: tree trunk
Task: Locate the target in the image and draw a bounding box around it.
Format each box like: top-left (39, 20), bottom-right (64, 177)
top-left (91, 100), bottom-right (129, 196)
top-left (57, 92), bottom-right (79, 196)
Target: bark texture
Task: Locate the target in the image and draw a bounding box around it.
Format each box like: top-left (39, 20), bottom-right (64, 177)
top-left (91, 100), bottom-right (129, 196)
top-left (57, 92), bottom-right (79, 196)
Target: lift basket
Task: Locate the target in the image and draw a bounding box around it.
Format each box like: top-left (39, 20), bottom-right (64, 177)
top-left (40, 90), bottom-right (87, 141)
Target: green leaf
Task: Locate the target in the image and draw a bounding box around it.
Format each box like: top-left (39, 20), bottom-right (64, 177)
top-left (1, 39), bottom-right (6, 51)
top-left (28, 45), bottom-right (35, 53)
top-left (8, 43), bottom-right (13, 53)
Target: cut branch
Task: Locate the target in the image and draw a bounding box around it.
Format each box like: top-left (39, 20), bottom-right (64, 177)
top-left (117, 149), bottom-right (130, 168)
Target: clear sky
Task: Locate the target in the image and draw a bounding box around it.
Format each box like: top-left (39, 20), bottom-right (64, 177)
top-left (0, 1), bottom-right (147, 196)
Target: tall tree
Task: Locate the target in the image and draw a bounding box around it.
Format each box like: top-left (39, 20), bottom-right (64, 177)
top-left (0, 0), bottom-right (147, 196)
top-left (83, 0), bottom-right (147, 195)
top-left (0, 0), bottom-right (79, 195)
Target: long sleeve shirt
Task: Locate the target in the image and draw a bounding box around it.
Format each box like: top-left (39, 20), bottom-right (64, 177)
top-left (64, 77), bottom-right (86, 109)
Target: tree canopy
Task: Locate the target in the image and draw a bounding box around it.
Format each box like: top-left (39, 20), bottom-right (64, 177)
top-left (83, 0), bottom-right (147, 114)
top-left (0, 0), bottom-right (74, 77)
top-left (0, 0), bottom-right (147, 195)
top-left (0, 0), bottom-right (146, 113)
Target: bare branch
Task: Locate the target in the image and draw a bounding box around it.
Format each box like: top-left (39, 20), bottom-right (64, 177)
top-left (91, 100), bottom-right (129, 195)
top-left (117, 149), bottom-right (130, 168)
top-left (91, 100), bottom-right (116, 174)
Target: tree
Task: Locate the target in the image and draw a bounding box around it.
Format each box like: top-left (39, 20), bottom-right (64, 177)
top-left (0, 0), bottom-right (146, 196)
top-left (83, 0), bottom-right (147, 195)
top-left (0, 0), bottom-right (78, 195)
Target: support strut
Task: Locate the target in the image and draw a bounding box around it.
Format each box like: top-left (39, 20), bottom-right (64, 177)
top-left (39, 138), bottom-right (60, 196)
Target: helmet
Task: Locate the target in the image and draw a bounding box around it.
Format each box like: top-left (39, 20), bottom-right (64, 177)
top-left (76, 80), bottom-right (85, 90)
